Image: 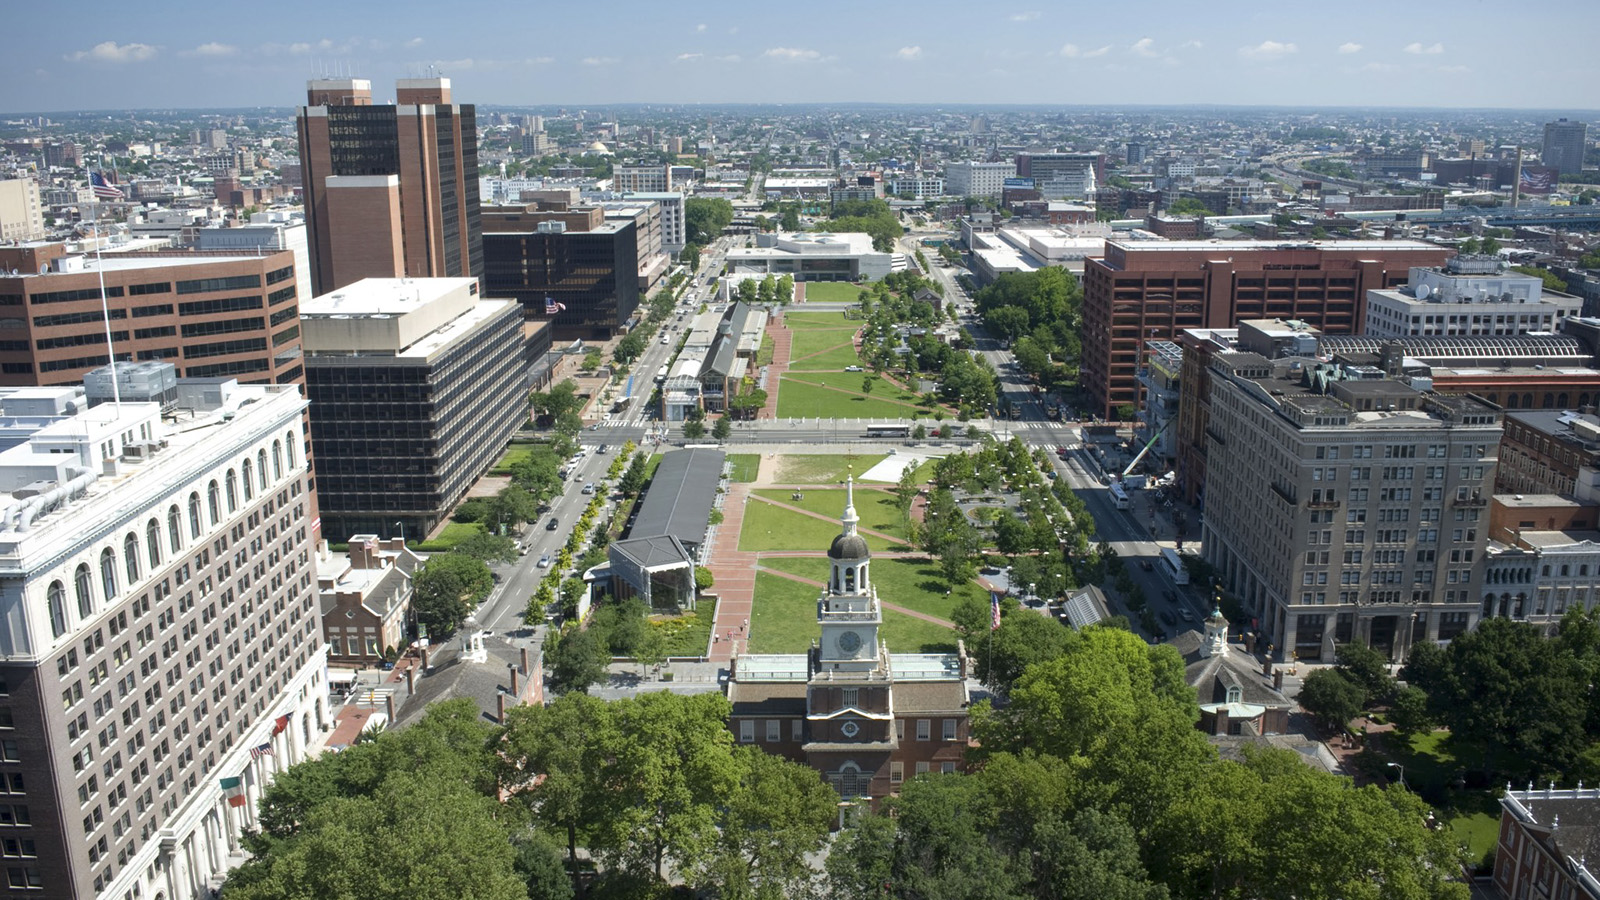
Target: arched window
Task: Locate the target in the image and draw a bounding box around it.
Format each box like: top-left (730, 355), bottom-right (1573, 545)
top-left (47, 581), bottom-right (66, 638)
top-left (1226, 685), bottom-right (1242, 704)
top-left (207, 481), bottom-right (221, 524)
top-left (146, 519), bottom-right (162, 569)
top-left (167, 505), bottom-right (182, 552)
top-left (1562, 564), bottom-right (1571, 577)
top-left (1506, 393), bottom-right (1520, 409)
top-left (99, 549), bottom-right (117, 604)
top-left (189, 493), bottom-right (203, 539)
top-left (1524, 393), bottom-right (1535, 408)
top-left (74, 563), bottom-right (93, 619)
top-left (1544, 393), bottom-right (1557, 409)
top-left (225, 471), bottom-right (238, 512)
top-left (285, 432), bottom-right (297, 469)
top-left (257, 450), bottom-right (268, 490)
top-left (1543, 564), bottom-right (1552, 576)
top-left (1558, 393), bottom-right (1570, 408)
top-left (124, 533), bottom-right (139, 584)
top-left (272, 441), bottom-right (283, 480)
top-left (241, 461), bottom-right (254, 501)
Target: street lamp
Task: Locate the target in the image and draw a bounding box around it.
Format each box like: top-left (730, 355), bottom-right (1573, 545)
top-left (1387, 762), bottom-right (1406, 789)
top-left (394, 521), bottom-right (406, 545)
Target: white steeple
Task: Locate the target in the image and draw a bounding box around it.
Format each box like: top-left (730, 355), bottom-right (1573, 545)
top-left (841, 473), bottom-right (860, 536)
top-left (1201, 606), bottom-right (1229, 658)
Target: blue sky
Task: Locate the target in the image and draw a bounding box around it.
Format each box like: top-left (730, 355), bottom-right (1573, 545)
top-left (5, 0), bottom-right (1597, 112)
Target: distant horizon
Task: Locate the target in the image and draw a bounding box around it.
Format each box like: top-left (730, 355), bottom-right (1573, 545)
top-left (7, 101), bottom-right (1600, 119)
top-left (4, 0), bottom-right (1595, 112)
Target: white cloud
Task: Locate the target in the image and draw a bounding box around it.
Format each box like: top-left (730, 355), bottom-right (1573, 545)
top-left (66, 41), bottom-right (159, 63)
top-left (1130, 37), bottom-right (1158, 58)
top-left (1338, 42), bottom-right (1363, 54)
top-left (895, 46), bottom-right (923, 61)
top-left (581, 56), bottom-right (619, 66)
top-left (716, 54), bottom-right (742, 63)
top-left (675, 52), bottom-right (703, 62)
top-left (1360, 61), bottom-right (1398, 73)
top-left (184, 42), bottom-right (237, 57)
top-left (405, 37), bottom-right (424, 48)
top-left (764, 47), bottom-right (822, 62)
top-left (1238, 40), bottom-right (1298, 60)
top-left (696, 23), bottom-right (707, 32)
top-left (1404, 41), bottom-right (1444, 55)
top-left (1060, 43), bottom-right (1110, 59)
top-left (288, 42), bottom-right (313, 55)
top-left (1438, 64), bottom-right (1471, 73)
top-left (1180, 40), bottom-right (1204, 50)
top-left (432, 57), bottom-right (477, 70)
top-left (1009, 11), bottom-right (1040, 21)
top-left (525, 56), bottom-right (554, 65)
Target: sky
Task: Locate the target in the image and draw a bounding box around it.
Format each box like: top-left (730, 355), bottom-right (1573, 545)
top-left (4, 0), bottom-right (1598, 113)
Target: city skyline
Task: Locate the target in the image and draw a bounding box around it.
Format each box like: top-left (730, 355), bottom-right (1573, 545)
top-left (4, 0), bottom-right (1599, 113)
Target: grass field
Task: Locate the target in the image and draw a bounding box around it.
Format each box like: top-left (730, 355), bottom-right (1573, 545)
top-left (784, 311), bottom-right (859, 329)
top-left (416, 520), bottom-right (485, 551)
top-left (788, 343), bottom-right (868, 371)
top-left (773, 453), bottom-right (888, 484)
top-left (749, 569), bottom-right (958, 654)
top-left (737, 499), bottom-right (897, 552)
top-left (754, 487), bottom-right (908, 539)
top-left (726, 454), bottom-right (761, 483)
top-left (489, 442), bottom-right (545, 475)
top-left (797, 282), bottom-right (864, 304)
top-left (789, 327), bottom-right (859, 359)
top-left (758, 555), bottom-right (974, 624)
top-left (776, 377), bottom-right (928, 419)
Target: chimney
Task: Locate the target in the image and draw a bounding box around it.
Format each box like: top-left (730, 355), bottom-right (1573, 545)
top-left (405, 665), bottom-right (416, 696)
top-left (421, 645), bottom-right (431, 672)
top-left (496, 692), bottom-right (507, 724)
top-left (509, 663), bottom-right (520, 698)
top-left (1274, 669), bottom-right (1284, 691)
top-left (384, 692), bottom-right (395, 725)
top-left (1262, 660), bottom-right (1273, 677)
top-left (520, 646), bottom-right (530, 676)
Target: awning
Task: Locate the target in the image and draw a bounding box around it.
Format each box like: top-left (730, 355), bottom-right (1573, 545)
top-left (327, 669), bottom-right (359, 684)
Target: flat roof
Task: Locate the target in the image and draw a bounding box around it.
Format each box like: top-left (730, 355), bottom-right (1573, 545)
top-left (301, 277), bottom-right (477, 317)
top-left (1107, 238), bottom-right (1442, 253)
top-left (629, 448), bottom-right (724, 547)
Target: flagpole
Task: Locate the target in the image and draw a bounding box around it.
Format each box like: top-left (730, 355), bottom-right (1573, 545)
top-left (89, 184), bottom-right (121, 408)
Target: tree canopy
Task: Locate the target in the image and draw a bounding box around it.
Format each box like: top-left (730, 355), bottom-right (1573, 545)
top-left (411, 552), bottom-right (494, 639)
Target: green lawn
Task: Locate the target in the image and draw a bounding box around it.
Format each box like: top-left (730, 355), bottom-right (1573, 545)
top-left (789, 343), bottom-right (868, 372)
top-left (797, 282), bottom-right (864, 304)
top-left (773, 453), bottom-right (888, 484)
top-left (417, 520), bottom-right (485, 551)
top-left (777, 374), bottom-right (927, 419)
top-left (789, 327), bottom-right (860, 359)
top-left (750, 569), bottom-right (957, 654)
top-left (726, 454), bottom-right (761, 483)
top-left (738, 499), bottom-right (898, 552)
top-left (1449, 806), bottom-right (1500, 865)
top-left (758, 555), bottom-right (977, 625)
top-left (489, 442), bottom-right (545, 475)
top-left (749, 571), bottom-right (822, 653)
top-left (754, 487), bottom-right (909, 539)
top-left (784, 311), bottom-right (858, 329)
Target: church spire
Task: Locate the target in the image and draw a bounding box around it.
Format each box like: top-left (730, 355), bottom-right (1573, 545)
top-left (841, 471), bottom-right (859, 536)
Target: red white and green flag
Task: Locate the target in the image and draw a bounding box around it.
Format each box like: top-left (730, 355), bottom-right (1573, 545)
top-left (220, 776), bottom-right (247, 808)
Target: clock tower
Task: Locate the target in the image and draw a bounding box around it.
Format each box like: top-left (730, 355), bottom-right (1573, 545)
top-left (817, 476), bottom-right (882, 674)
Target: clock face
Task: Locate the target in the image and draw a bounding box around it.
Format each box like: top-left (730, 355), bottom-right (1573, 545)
top-left (840, 720), bottom-right (860, 738)
top-left (837, 630), bottom-right (862, 654)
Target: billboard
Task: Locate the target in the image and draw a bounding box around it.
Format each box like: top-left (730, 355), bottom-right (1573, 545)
top-left (1519, 166), bottom-right (1557, 195)
top-left (1003, 177), bottom-right (1036, 189)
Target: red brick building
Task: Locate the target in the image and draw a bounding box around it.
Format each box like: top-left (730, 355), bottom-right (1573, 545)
top-left (726, 481), bottom-right (970, 819)
top-left (1082, 239), bottom-right (1451, 418)
top-left (1494, 787), bottom-right (1600, 900)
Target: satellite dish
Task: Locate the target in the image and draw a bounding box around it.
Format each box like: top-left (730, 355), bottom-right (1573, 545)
top-left (1415, 283), bottom-right (1432, 300)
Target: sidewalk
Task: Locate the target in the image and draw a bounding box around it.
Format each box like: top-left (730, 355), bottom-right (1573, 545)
top-left (705, 483), bottom-right (757, 661)
top-left (759, 315), bottom-right (791, 420)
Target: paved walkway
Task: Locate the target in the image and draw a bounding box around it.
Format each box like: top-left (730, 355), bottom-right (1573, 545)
top-left (759, 315), bottom-right (791, 420)
top-left (705, 483), bottom-right (757, 661)
top-left (755, 565), bottom-right (955, 626)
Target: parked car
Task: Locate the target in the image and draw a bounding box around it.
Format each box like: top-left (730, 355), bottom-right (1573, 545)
top-left (537, 554), bottom-right (552, 568)
top-left (844, 365), bottom-right (863, 372)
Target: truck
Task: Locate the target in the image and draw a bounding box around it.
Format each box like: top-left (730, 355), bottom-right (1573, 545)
top-left (654, 365), bottom-right (669, 384)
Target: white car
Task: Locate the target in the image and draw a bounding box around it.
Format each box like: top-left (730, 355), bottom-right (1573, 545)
top-left (536, 554), bottom-right (551, 568)
top-left (844, 365), bottom-right (863, 372)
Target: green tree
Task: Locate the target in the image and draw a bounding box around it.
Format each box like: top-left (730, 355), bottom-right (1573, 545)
top-left (453, 531), bottom-right (518, 564)
top-left (488, 483), bottom-right (543, 530)
top-left (501, 693), bottom-right (612, 883)
top-left (619, 454), bottom-right (649, 496)
top-left (513, 829), bottom-right (577, 900)
top-left (545, 626), bottom-right (609, 695)
top-left (861, 375), bottom-right (875, 394)
top-left (686, 197), bottom-right (734, 244)
top-left (1296, 668), bottom-right (1366, 733)
top-left (412, 553), bottom-right (493, 639)
top-left (1335, 640), bottom-right (1395, 705)
top-left (1389, 685), bottom-right (1434, 738)
top-left (698, 747), bottom-right (836, 900)
top-left (713, 416), bottom-right (732, 440)
top-left (694, 566), bottom-right (715, 591)
top-left (1030, 808), bottom-right (1169, 900)
top-left (1167, 196), bottom-right (1211, 216)
top-left (614, 332), bottom-right (646, 365)
top-left (683, 418), bottom-right (706, 439)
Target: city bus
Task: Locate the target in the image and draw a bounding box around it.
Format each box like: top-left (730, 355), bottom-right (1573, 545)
top-left (1160, 547), bottom-right (1190, 584)
top-left (654, 365), bottom-right (669, 384)
top-left (864, 424), bottom-right (911, 439)
top-left (1109, 481), bottom-right (1131, 510)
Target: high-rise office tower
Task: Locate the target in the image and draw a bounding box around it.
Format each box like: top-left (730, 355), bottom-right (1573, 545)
top-left (295, 78), bottom-right (483, 296)
top-left (0, 374), bottom-right (325, 899)
top-left (1542, 118), bottom-right (1588, 177)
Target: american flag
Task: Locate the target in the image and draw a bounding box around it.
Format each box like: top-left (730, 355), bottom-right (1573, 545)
top-left (250, 742), bottom-right (273, 760)
top-left (90, 171), bottom-right (123, 200)
top-left (990, 593), bottom-right (1002, 631)
top-left (543, 297), bottom-right (566, 315)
